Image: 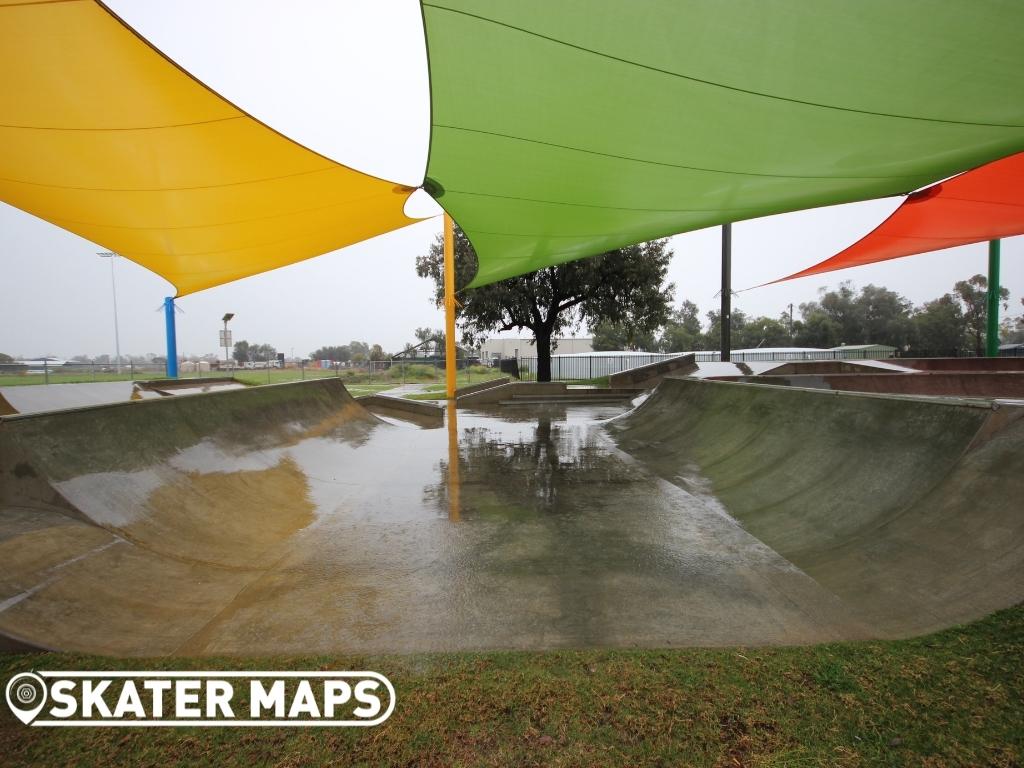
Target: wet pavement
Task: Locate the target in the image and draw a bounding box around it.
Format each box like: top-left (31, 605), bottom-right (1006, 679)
top-left (0, 389), bottom-right (865, 655)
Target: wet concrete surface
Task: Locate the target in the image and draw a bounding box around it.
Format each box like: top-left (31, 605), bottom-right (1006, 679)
top-left (0, 384), bottom-right (865, 655)
top-left (4, 377), bottom-right (1021, 656)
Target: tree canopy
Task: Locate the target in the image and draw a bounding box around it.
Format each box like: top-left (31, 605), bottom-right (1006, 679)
top-left (233, 341), bottom-right (276, 364)
top-left (953, 275), bottom-right (1010, 356)
top-left (417, 226), bottom-right (675, 381)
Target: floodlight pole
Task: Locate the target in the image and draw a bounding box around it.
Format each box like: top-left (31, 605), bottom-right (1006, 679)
top-left (222, 313), bottom-right (234, 370)
top-left (97, 252), bottom-right (122, 373)
top-left (164, 297), bottom-right (178, 378)
top-left (444, 213), bottom-right (457, 400)
top-left (720, 223), bottom-right (732, 362)
top-left (986, 239), bottom-right (1001, 357)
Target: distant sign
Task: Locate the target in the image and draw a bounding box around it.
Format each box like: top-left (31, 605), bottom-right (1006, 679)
top-left (219, 330), bottom-right (232, 347)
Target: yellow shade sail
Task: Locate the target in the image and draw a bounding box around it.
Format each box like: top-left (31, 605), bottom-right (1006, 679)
top-left (0, 0), bottom-right (418, 296)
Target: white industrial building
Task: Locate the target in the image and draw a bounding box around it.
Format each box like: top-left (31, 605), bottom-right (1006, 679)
top-left (479, 336), bottom-right (593, 362)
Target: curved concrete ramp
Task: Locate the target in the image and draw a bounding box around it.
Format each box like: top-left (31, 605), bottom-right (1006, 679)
top-left (609, 378), bottom-right (1024, 639)
top-left (0, 379), bottom-right (378, 654)
top-left (2, 375), bottom-right (1020, 656)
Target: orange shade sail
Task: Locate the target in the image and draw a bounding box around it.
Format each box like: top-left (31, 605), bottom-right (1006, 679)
top-left (773, 152), bottom-right (1024, 283)
top-left (0, 0), bottom-right (418, 296)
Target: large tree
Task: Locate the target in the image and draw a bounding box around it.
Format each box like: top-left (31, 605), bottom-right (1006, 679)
top-left (232, 340), bottom-right (251, 364)
top-left (416, 227), bottom-right (674, 381)
top-left (658, 300), bottom-right (704, 352)
top-left (591, 321), bottom-right (658, 352)
top-left (795, 281), bottom-right (914, 349)
top-left (952, 274), bottom-right (1010, 356)
top-left (1001, 300), bottom-right (1024, 345)
top-left (310, 345), bottom-right (351, 363)
top-left (912, 294), bottom-right (965, 355)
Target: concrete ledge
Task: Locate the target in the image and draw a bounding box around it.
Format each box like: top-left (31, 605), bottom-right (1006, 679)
top-left (457, 381), bottom-right (568, 406)
top-left (135, 376), bottom-right (240, 391)
top-left (760, 360), bottom-right (911, 375)
top-left (609, 353), bottom-right (696, 390)
top-left (357, 394), bottom-right (445, 427)
top-left (710, 372), bottom-right (1024, 399)
top-left (455, 377), bottom-right (510, 397)
top-left (885, 357), bottom-right (1024, 372)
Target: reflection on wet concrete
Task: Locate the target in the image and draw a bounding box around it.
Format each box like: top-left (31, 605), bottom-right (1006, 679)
top-left (0, 401), bottom-right (868, 656)
top-left (446, 404), bottom-right (461, 522)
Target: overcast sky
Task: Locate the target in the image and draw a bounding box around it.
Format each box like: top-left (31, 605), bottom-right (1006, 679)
top-left (2, 0), bottom-right (1020, 360)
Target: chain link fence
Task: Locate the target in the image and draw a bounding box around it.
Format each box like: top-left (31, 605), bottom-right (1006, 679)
top-left (0, 358), bottom-right (499, 388)
top-left (3, 346), bottom-right (1020, 387)
top-left (514, 346), bottom-right (1024, 381)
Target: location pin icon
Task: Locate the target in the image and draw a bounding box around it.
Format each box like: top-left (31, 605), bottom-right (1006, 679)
top-left (5, 672), bottom-right (47, 725)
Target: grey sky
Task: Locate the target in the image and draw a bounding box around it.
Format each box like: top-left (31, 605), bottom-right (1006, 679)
top-left (1, 1), bottom-right (1020, 360)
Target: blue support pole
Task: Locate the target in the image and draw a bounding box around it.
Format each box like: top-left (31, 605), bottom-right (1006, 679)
top-left (164, 296), bottom-right (178, 378)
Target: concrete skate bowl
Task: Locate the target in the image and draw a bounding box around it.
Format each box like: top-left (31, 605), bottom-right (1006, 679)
top-left (2, 374), bottom-right (1022, 657)
top-left (0, 378), bottom-right (384, 654)
top-left (609, 377), bottom-right (1024, 639)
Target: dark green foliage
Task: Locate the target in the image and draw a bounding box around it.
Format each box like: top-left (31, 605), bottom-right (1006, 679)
top-left (417, 227), bottom-right (674, 381)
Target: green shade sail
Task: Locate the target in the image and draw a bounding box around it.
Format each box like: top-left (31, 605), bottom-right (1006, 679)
top-left (422, 0), bottom-right (1024, 287)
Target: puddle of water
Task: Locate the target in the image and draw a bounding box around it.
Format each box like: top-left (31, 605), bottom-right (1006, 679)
top-left (5, 403), bottom-right (865, 655)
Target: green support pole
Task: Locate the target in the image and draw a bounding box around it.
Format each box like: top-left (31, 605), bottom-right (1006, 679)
top-left (986, 239), bottom-right (1001, 357)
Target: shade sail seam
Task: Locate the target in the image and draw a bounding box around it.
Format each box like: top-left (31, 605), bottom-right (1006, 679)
top-left (467, 228), bottom-right (680, 240)
top-left (423, 3), bottom-right (1024, 129)
top-left (446, 187), bottom-right (763, 214)
top-left (0, 116), bottom-right (242, 131)
top-left (850, 233), bottom-right (1015, 242)
top-left (433, 124), bottom-right (925, 181)
top-left (932, 195), bottom-right (1024, 210)
top-left (109, 203), bottom-right (407, 259)
top-left (44, 189), bottom-right (406, 232)
top-left (0, 164), bottom-right (346, 193)
top-left (0, 0), bottom-right (83, 8)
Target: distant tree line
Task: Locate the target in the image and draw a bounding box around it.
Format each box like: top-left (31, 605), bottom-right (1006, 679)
top-left (232, 340), bottom-right (278, 364)
top-left (309, 341), bottom-right (386, 364)
top-left (593, 276), bottom-right (1019, 356)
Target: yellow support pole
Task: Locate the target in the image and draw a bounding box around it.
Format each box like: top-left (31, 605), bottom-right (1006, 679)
top-left (444, 213), bottom-right (457, 400)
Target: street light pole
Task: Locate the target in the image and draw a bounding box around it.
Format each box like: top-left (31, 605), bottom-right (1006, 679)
top-left (720, 224), bottom-right (732, 362)
top-left (221, 313), bottom-right (235, 371)
top-left (986, 239), bottom-right (1001, 357)
top-left (97, 252), bottom-right (122, 373)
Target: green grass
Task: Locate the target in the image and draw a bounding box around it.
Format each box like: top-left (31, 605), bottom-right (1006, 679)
top-left (345, 384), bottom-right (398, 397)
top-left (419, 372), bottom-right (506, 392)
top-left (0, 372), bottom-right (170, 387)
top-left (0, 370), bottom-right (342, 388)
top-left (0, 368), bottom-right (504, 390)
top-left (2, 604), bottom-right (1021, 767)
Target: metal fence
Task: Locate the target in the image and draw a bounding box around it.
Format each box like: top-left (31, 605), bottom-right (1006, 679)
top-left (514, 346), bottom-right (1024, 381)
top-left (0, 358), bottom-right (494, 387)
top-left (3, 346), bottom-right (1020, 387)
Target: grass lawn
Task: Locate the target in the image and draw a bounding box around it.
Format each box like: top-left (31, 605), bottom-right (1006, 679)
top-left (0, 372), bottom-right (168, 387)
top-left (404, 392), bottom-right (448, 401)
top-left (345, 384), bottom-right (399, 397)
top-left (2, 604), bottom-right (1021, 767)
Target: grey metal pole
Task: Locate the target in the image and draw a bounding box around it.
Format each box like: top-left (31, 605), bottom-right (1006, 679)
top-left (98, 252), bottom-right (122, 373)
top-left (720, 223), bottom-right (732, 362)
